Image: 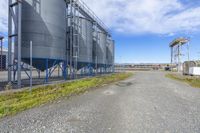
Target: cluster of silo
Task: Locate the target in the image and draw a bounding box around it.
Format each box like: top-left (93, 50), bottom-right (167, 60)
top-left (8, 0), bottom-right (115, 86)
top-left (67, 17), bottom-right (115, 73)
top-left (65, 2), bottom-right (115, 74)
top-left (93, 31), bottom-right (115, 72)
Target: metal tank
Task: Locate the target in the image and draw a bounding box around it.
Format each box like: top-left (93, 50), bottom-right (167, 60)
top-left (92, 33), bottom-right (97, 69)
top-left (16, 0), bottom-right (67, 71)
top-left (111, 40), bottom-right (115, 66)
top-left (107, 39), bottom-right (114, 66)
top-left (67, 16), bottom-right (93, 70)
top-left (106, 39), bottom-right (110, 66)
top-left (97, 31), bottom-right (107, 67)
top-left (77, 17), bottom-right (93, 69)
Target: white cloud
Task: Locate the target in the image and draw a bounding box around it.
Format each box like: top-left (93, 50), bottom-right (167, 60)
top-left (0, 0), bottom-right (8, 34)
top-left (83, 0), bottom-right (200, 35)
top-left (0, 0), bottom-right (200, 35)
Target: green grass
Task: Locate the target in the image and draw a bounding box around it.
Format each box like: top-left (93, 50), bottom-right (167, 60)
top-left (0, 73), bottom-right (132, 118)
top-left (166, 73), bottom-right (200, 88)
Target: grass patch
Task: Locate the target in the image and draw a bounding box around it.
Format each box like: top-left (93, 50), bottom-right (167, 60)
top-left (166, 73), bottom-right (200, 88)
top-left (0, 73), bottom-right (132, 118)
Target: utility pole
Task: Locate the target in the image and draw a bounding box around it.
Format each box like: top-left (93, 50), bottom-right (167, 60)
top-left (187, 39), bottom-right (190, 62)
top-left (178, 44), bottom-right (181, 72)
top-left (198, 52), bottom-right (200, 60)
top-left (8, 0), bottom-right (12, 83)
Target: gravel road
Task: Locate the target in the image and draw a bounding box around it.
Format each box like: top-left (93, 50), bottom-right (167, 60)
top-left (0, 71), bottom-right (200, 133)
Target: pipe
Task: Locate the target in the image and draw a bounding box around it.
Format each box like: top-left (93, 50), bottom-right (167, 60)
top-left (17, 1), bottom-right (22, 88)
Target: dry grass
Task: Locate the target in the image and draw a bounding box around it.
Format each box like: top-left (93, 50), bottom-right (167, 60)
top-left (0, 73), bottom-right (132, 118)
top-left (166, 73), bottom-right (200, 88)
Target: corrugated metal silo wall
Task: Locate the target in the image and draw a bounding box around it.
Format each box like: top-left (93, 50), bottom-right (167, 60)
top-left (106, 38), bottom-right (111, 66)
top-left (92, 32), bottom-right (97, 67)
top-left (111, 40), bottom-right (115, 65)
top-left (78, 17), bottom-right (93, 69)
top-left (67, 17), bottom-right (93, 70)
top-left (97, 31), bottom-right (107, 67)
top-left (17, 0), bottom-right (67, 71)
top-left (107, 39), bottom-right (115, 66)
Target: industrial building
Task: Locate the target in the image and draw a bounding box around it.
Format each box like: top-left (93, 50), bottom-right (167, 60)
top-left (0, 48), bottom-right (14, 70)
top-left (7, 0), bottom-right (115, 88)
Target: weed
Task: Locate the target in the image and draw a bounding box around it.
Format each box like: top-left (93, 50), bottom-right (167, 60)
top-left (166, 73), bottom-right (200, 88)
top-left (0, 73), bottom-right (132, 118)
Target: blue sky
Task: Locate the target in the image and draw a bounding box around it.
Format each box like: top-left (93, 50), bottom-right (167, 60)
top-left (113, 32), bottom-right (200, 63)
top-left (1, 0), bottom-right (200, 63)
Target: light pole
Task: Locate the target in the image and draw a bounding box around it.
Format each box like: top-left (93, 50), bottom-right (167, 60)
top-left (187, 39), bottom-right (190, 62)
top-left (119, 56), bottom-right (122, 72)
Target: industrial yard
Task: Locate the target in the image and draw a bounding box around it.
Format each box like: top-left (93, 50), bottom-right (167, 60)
top-left (1, 71), bottom-right (200, 133)
top-left (1, 0), bottom-right (200, 132)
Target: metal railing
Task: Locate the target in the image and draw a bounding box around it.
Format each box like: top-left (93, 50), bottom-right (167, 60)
top-left (77, 0), bottom-right (109, 32)
top-left (66, 0), bottom-right (110, 34)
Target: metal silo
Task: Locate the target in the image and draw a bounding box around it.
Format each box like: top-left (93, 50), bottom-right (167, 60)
top-left (111, 40), bottom-right (115, 66)
top-left (107, 39), bottom-right (114, 66)
top-left (78, 17), bottom-right (93, 69)
top-left (67, 16), bottom-right (93, 70)
top-left (17, 0), bottom-right (67, 71)
top-left (97, 31), bottom-right (107, 67)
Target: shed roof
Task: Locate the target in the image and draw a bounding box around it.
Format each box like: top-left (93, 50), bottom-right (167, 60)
top-left (184, 60), bottom-right (200, 66)
top-left (170, 37), bottom-right (189, 47)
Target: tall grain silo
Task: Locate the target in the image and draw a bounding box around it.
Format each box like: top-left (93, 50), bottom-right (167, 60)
top-left (111, 40), bottom-right (115, 66)
top-left (78, 17), bottom-right (93, 69)
top-left (67, 17), bottom-right (93, 70)
top-left (97, 31), bottom-right (107, 67)
top-left (92, 32), bottom-right (97, 68)
top-left (16, 0), bottom-right (67, 71)
top-left (107, 38), bottom-right (115, 66)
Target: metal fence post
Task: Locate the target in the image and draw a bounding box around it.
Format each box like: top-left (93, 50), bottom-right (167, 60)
top-left (30, 41), bottom-right (32, 91)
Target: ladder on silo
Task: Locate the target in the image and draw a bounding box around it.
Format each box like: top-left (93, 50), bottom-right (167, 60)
top-left (69, 0), bottom-right (73, 79)
top-left (93, 22), bottom-right (99, 74)
top-left (72, 0), bottom-right (81, 79)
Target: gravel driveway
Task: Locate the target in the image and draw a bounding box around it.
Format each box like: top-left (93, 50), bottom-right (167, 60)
top-left (0, 71), bottom-right (200, 133)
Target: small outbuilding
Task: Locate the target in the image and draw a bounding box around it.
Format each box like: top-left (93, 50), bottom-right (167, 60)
top-left (183, 61), bottom-right (200, 75)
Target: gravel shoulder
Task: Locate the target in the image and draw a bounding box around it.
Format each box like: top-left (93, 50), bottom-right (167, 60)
top-left (0, 71), bottom-right (200, 133)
